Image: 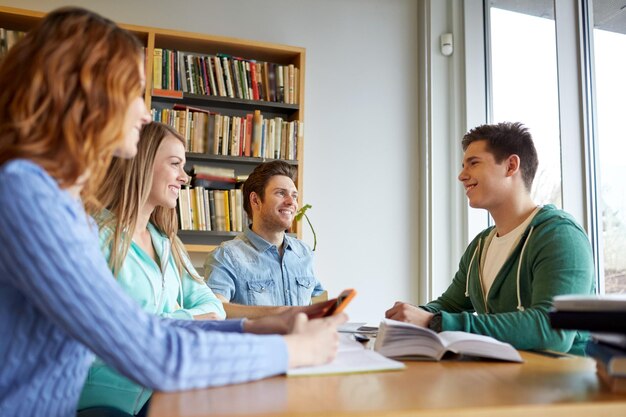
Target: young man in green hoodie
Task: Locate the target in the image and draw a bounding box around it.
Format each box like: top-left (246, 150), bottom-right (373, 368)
top-left (386, 122), bottom-right (594, 355)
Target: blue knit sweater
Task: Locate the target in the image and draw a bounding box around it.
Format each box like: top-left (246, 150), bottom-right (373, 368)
top-left (0, 160), bottom-right (288, 417)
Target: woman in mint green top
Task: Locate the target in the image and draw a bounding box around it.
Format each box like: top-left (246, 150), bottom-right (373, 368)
top-left (78, 122), bottom-right (225, 415)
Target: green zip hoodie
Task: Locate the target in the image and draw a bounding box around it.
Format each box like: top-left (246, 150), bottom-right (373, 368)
top-left (421, 205), bottom-right (594, 355)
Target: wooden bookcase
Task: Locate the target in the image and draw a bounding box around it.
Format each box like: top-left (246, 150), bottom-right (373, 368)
top-left (0, 5), bottom-right (306, 258)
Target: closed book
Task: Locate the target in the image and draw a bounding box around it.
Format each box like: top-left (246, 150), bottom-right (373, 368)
top-left (208, 190), bottom-right (217, 231)
top-left (267, 62), bottom-right (276, 102)
top-left (189, 188), bottom-right (199, 230)
top-left (229, 189), bottom-right (236, 232)
top-left (287, 64), bottom-right (293, 104)
top-left (202, 189), bottom-right (212, 231)
top-left (222, 190), bottom-right (231, 232)
top-left (553, 294), bottom-right (626, 311)
top-left (596, 361), bottom-right (626, 393)
top-left (199, 56), bottom-right (210, 95)
top-left (245, 61), bottom-right (253, 100)
top-left (213, 114), bottom-right (222, 155)
top-left (249, 60), bottom-right (259, 100)
top-left (205, 56), bottom-right (217, 97)
top-left (276, 64), bottom-right (284, 103)
top-left (221, 115), bottom-right (230, 156)
top-left (231, 57), bottom-right (243, 99)
top-left (178, 186), bottom-right (192, 230)
top-left (177, 50), bottom-right (187, 93)
top-left (592, 333), bottom-right (626, 350)
top-left (221, 55), bottom-right (235, 98)
top-left (244, 113), bottom-right (253, 157)
top-left (586, 341), bottom-right (626, 376)
top-left (230, 116), bottom-right (241, 157)
top-left (185, 54), bottom-right (195, 94)
top-left (267, 118), bottom-right (276, 159)
top-left (251, 110), bottom-right (263, 157)
top-left (191, 179), bottom-right (236, 190)
top-left (213, 56), bottom-right (226, 97)
top-left (213, 190), bottom-right (225, 231)
top-left (273, 117), bottom-right (283, 159)
top-left (192, 165), bottom-right (235, 178)
top-left (194, 186), bottom-right (206, 231)
top-left (373, 319), bottom-right (523, 362)
top-left (206, 113), bottom-right (215, 155)
top-left (235, 189), bottom-right (243, 232)
top-left (153, 48), bottom-right (163, 89)
top-left (549, 310), bottom-right (626, 333)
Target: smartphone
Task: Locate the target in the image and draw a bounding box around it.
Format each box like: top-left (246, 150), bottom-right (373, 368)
top-left (322, 288), bottom-right (357, 317)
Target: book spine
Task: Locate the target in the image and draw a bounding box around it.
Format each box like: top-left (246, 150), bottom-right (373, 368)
top-left (223, 190), bottom-right (231, 232)
top-left (208, 190), bottom-right (216, 231)
top-left (245, 61), bottom-right (253, 100)
top-left (203, 189), bottom-right (212, 231)
top-left (153, 48), bottom-right (163, 90)
top-left (252, 110), bottom-right (263, 158)
top-left (206, 55), bottom-right (217, 97)
top-left (213, 56), bottom-right (226, 97)
top-left (249, 61), bottom-right (259, 101)
top-left (222, 56), bottom-right (235, 98)
top-left (244, 113), bottom-right (253, 157)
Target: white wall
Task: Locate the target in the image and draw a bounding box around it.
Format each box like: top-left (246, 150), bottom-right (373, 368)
top-left (5, 0), bottom-right (420, 323)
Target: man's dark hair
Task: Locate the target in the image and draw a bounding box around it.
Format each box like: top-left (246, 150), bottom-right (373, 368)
top-left (462, 122), bottom-right (538, 191)
top-left (243, 160), bottom-right (297, 218)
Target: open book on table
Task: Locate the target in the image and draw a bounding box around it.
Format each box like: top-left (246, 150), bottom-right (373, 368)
top-left (373, 318), bottom-right (523, 363)
top-left (287, 333), bottom-right (405, 377)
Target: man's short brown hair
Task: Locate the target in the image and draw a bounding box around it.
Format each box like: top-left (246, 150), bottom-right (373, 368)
top-left (462, 122), bottom-right (538, 191)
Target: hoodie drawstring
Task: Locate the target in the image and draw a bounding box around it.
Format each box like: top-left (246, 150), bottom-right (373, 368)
top-left (465, 240), bottom-right (481, 297)
top-left (515, 226), bottom-right (534, 312)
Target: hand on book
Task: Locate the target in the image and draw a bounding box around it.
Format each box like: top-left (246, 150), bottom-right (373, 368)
top-left (385, 302), bottom-right (434, 328)
top-left (284, 312), bottom-right (348, 369)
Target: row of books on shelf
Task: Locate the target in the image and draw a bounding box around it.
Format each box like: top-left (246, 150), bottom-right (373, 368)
top-left (153, 48), bottom-right (299, 104)
top-left (178, 186), bottom-right (248, 233)
top-left (152, 106), bottom-right (301, 160)
top-left (0, 28), bottom-right (25, 58)
top-left (549, 294), bottom-right (626, 393)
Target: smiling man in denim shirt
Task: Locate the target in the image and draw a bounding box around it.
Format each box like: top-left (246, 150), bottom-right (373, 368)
top-left (205, 161), bottom-right (325, 318)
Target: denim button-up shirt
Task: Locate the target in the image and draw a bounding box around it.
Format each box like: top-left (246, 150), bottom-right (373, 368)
top-left (205, 226), bottom-right (324, 306)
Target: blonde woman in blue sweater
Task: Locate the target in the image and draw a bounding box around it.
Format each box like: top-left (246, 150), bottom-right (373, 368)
top-left (78, 122), bottom-right (226, 415)
top-left (0, 8), bottom-right (345, 417)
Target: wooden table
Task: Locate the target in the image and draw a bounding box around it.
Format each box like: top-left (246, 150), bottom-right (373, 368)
top-left (149, 351), bottom-right (626, 417)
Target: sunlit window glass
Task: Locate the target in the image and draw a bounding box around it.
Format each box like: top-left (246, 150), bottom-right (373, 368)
top-left (593, 2), bottom-right (626, 294)
top-left (489, 1), bottom-right (561, 207)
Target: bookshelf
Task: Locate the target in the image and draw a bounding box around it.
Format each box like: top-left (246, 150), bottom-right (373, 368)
top-left (0, 5), bottom-right (306, 257)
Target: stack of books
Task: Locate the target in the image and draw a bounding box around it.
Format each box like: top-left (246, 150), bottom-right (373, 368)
top-left (549, 295), bottom-right (626, 392)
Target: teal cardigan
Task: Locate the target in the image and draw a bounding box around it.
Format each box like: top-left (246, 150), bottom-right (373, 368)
top-left (79, 222), bottom-right (225, 414)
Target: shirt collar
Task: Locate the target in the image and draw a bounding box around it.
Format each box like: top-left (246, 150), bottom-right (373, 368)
top-left (244, 224), bottom-right (294, 253)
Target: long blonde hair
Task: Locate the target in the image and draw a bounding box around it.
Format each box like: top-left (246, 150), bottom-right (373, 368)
top-left (0, 7), bottom-right (144, 207)
top-left (95, 122), bottom-right (202, 283)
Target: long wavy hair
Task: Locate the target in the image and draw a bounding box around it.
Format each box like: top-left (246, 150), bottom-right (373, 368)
top-left (0, 7), bottom-right (144, 208)
top-left (95, 122), bottom-right (202, 282)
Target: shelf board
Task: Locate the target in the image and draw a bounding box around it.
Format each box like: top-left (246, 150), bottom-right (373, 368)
top-left (185, 153), bottom-right (297, 166)
top-left (178, 230), bottom-right (240, 238)
top-left (152, 91), bottom-right (299, 113)
top-left (185, 244), bottom-right (217, 253)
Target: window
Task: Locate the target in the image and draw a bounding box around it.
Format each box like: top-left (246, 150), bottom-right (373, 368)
top-left (481, 0), bottom-right (626, 294)
top-left (593, 3), bottom-right (626, 293)
top-left (488, 0), bottom-right (561, 207)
